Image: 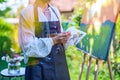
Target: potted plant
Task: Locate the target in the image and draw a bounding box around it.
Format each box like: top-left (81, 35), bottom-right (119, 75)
top-left (1, 48), bottom-right (24, 74)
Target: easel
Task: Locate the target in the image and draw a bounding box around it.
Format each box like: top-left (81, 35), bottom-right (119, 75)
top-left (78, 53), bottom-right (114, 80)
top-left (76, 0), bottom-right (120, 79)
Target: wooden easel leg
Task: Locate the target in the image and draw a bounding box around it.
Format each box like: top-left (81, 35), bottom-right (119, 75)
top-left (78, 54), bottom-right (86, 80)
top-left (94, 59), bottom-right (99, 80)
top-left (86, 56), bottom-right (92, 80)
top-left (107, 58), bottom-right (114, 80)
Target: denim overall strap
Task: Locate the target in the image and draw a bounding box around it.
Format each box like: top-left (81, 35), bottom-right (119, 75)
top-left (49, 5), bottom-right (59, 20)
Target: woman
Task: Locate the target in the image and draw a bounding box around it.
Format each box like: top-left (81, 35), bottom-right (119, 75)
top-left (18, 0), bottom-right (71, 80)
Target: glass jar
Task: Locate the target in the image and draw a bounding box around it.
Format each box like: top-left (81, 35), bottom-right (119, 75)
top-left (8, 61), bottom-right (21, 74)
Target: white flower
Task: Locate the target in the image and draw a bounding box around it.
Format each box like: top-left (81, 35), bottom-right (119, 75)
top-left (6, 55), bottom-right (10, 62)
top-left (1, 53), bottom-right (24, 63)
top-left (19, 56), bottom-right (24, 61)
top-left (1, 56), bottom-right (6, 60)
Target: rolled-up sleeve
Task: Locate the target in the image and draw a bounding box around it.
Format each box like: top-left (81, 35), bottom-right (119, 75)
top-left (18, 10), bottom-right (54, 60)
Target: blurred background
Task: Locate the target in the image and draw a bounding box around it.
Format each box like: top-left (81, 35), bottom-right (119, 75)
top-left (0, 0), bottom-right (120, 80)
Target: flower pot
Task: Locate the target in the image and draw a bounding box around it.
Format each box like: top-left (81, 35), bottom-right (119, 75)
top-left (8, 61), bottom-right (21, 74)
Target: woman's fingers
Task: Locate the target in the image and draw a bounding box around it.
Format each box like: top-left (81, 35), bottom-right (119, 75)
top-left (52, 32), bottom-right (71, 45)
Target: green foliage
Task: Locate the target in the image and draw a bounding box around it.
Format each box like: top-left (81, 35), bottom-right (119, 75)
top-left (0, 36), bottom-right (12, 54)
top-left (0, 0), bottom-right (6, 3)
top-left (111, 14), bottom-right (120, 78)
top-left (62, 8), bottom-right (83, 32)
top-left (62, 22), bottom-right (69, 31)
top-left (69, 8), bottom-right (83, 27)
top-left (0, 7), bottom-right (11, 17)
top-left (0, 0), bottom-right (14, 18)
top-left (0, 18), bottom-right (13, 55)
top-left (116, 14), bottom-right (120, 43)
top-left (0, 18), bottom-right (13, 35)
top-left (66, 46), bottom-right (83, 80)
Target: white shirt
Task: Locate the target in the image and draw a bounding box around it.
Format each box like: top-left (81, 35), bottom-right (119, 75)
top-left (18, 4), bottom-right (63, 63)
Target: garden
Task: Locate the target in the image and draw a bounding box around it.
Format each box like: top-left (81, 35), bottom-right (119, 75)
top-left (0, 0), bottom-right (120, 80)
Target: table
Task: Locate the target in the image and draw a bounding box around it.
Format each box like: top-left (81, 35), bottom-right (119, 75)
top-left (0, 67), bottom-right (25, 80)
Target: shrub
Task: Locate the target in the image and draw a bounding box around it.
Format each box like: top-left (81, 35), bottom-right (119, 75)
top-left (0, 18), bottom-right (13, 56)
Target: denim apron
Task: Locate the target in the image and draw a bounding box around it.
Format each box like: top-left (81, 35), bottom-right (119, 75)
top-left (25, 6), bottom-right (70, 80)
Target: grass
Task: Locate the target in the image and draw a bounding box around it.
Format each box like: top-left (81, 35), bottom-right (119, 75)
top-left (0, 46), bottom-right (120, 80)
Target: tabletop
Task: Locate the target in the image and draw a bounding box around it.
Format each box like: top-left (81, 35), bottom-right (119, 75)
top-left (0, 67), bottom-right (25, 77)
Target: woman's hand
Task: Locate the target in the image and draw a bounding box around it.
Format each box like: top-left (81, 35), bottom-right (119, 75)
top-left (52, 32), bottom-right (71, 45)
